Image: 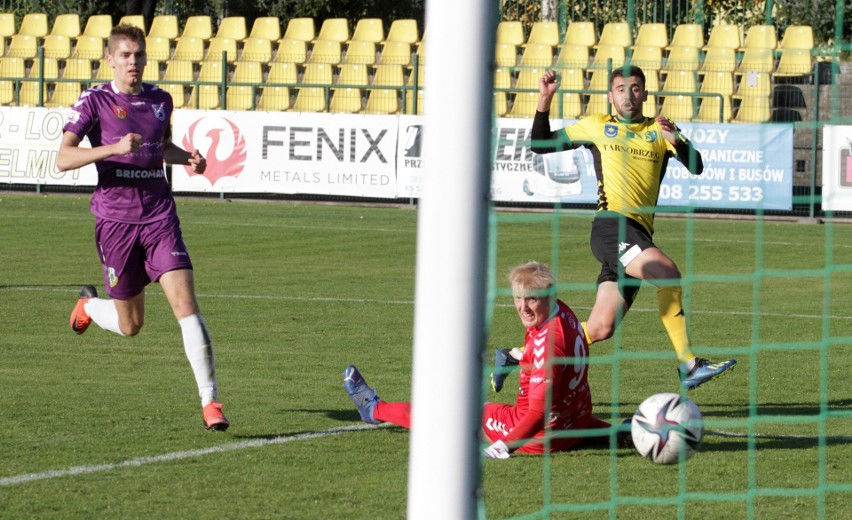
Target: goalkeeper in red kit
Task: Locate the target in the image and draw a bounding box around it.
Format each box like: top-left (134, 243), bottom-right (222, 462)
top-left (343, 261), bottom-right (629, 458)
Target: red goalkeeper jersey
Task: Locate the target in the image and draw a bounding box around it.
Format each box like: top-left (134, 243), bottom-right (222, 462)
top-left (503, 299), bottom-right (594, 447)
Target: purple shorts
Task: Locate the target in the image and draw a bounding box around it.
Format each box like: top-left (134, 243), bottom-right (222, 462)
top-left (94, 214), bottom-right (193, 299)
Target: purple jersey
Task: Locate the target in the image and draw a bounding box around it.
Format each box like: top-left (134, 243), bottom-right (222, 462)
top-left (63, 82), bottom-right (176, 224)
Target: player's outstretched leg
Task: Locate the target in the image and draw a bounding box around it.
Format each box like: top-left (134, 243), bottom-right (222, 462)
top-left (678, 357), bottom-right (737, 390)
top-left (70, 285), bottom-right (98, 334)
top-left (491, 348), bottom-right (521, 393)
top-left (343, 365), bottom-right (381, 424)
top-left (202, 401), bottom-right (230, 431)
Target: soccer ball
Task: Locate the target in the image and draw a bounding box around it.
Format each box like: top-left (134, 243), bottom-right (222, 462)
top-left (631, 392), bottom-right (704, 464)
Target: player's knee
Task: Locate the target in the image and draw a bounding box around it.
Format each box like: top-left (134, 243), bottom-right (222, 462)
top-left (120, 318), bottom-right (144, 336)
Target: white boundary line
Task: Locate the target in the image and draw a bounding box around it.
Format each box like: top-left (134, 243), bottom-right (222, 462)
top-left (0, 423), bottom-right (389, 487)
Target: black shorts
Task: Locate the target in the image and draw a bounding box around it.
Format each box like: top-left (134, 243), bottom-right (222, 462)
top-left (589, 212), bottom-right (656, 306)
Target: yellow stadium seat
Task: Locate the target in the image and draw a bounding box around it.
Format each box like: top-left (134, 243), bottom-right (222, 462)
top-left (404, 86), bottom-right (423, 115)
top-left (173, 36), bottom-right (205, 62)
top-left (385, 19), bottom-right (418, 44)
top-left (701, 46), bottom-right (737, 73)
top-left (350, 18), bottom-right (383, 44)
top-left (302, 62), bottom-right (333, 85)
top-left (180, 16), bottom-right (212, 41)
top-left (162, 60), bottom-right (194, 108)
top-left (378, 40), bottom-right (411, 66)
top-left (737, 47), bottom-right (775, 74)
top-left (143, 59), bottom-right (161, 82)
top-left (585, 93), bottom-right (613, 116)
top-left (18, 13), bottom-right (48, 38)
top-left (7, 34), bottom-right (37, 59)
top-left (337, 63), bottom-right (369, 86)
top-left (118, 15), bottom-right (146, 34)
top-left (145, 36), bottom-right (171, 61)
top-left (634, 23), bottom-right (668, 48)
top-left (589, 44), bottom-right (625, 70)
top-left (779, 25), bottom-right (813, 50)
top-left (644, 69), bottom-right (660, 92)
top-left (588, 69), bottom-right (610, 91)
top-left (695, 94), bottom-right (732, 123)
top-left (308, 39), bottom-right (342, 65)
top-left (257, 86), bottom-right (291, 111)
top-left (0, 56), bottom-right (24, 105)
top-left (704, 24), bottom-right (742, 50)
top-left (644, 95), bottom-right (658, 117)
top-left (95, 58), bottom-right (112, 81)
top-left (248, 17), bottom-right (281, 41)
top-left (283, 18), bottom-right (314, 42)
top-left (274, 38), bottom-right (307, 64)
top-left (734, 70), bottom-right (771, 97)
top-left (240, 37), bottom-right (273, 63)
top-left (372, 63), bottom-right (404, 87)
top-left (664, 70), bottom-right (697, 93)
top-left (555, 43), bottom-right (589, 70)
top-left (149, 15), bottom-right (178, 40)
top-left (660, 94), bottom-right (694, 121)
top-left (668, 23), bottom-right (703, 50)
top-left (51, 14), bottom-right (81, 38)
top-left (507, 91), bottom-right (539, 118)
top-left (364, 88), bottom-right (399, 114)
top-left (316, 18), bottom-right (349, 43)
top-left (191, 61), bottom-right (225, 109)
top-left (227, 61), bottom-right (262, 110)
top-left (629, 45), bottom-right (662, 72)
top-left (741, 24), bottom-right (777, 50)
top-left (74, 35), bottom-right (104, 60)
top-left (700, 71), bottom-right (735, 96)
top-left (557, 67), bottom-right (585, 119)
top-left (496, 21), bottom-right (524, 46)
top-left (47, 58), bottom-right (91, 107)
top-left (343, 40), bottom-right (376, 65)
top-left (82, 15), bottom-right (112, 39)
top-left (267, 61), bottom-right (298, 84)
top-left (43, 34), bottom-right (72, 59)
top-left (493, 92), bottom-right (508, 117)
top-left (494, 42), bottom-right (517, 67)
top-left (733, 96), bottom-right (770, 123)
top-left (291, 86), bottom-right (327, 112)
top-left (0, 13), bottom-right (16, 40)
top-left (329, 87), bottom-right (363, 113)
top-left (494, 67), bottom-right (511, 90)
top-left (204, 37), bottom-right (238, 63)
top-left (773, 48), bottom-right (812, 77)
top-left (596, 22), bottom-right (632, 48)
top-left (519, 43), bottom-right (553, 67)
top-left (526, 21), bottom-right (559, 46)
top-left (563, 21), bottom-right (596, 47)
top-left (216, 17), bottom-right (247, 41)
top-left (663, 45), bottom-right (699, 72)
top-left (20, 57), bottom-right (58, 106)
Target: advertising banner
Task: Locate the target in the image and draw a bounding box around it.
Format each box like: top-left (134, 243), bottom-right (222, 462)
top-left (0, 107), bottom-right (97, 186)
top-left (172, 110), bottom-right (399, 198)
top-left (821, 125), bottom-right (852, 211)
top-left (489, 119), bottom-right (793, 210)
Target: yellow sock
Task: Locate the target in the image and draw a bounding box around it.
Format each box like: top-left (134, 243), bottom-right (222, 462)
top-left (580, 321), bottom-right (594, 345)
top-left (657, 286), bottom-right (695, 363)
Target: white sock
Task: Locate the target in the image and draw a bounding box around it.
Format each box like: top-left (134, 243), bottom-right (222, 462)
top-left (178, 313), bottom-right (218, 406)
top-left (85, 298), bottom-right (125, 336)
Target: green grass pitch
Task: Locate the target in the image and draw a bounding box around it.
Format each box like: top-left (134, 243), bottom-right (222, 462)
top-left (0, 192), bottom-right (849, 519)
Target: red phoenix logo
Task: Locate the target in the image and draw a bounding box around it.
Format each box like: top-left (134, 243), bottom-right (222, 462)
top-left (181, 117), bottom-right (248, 185)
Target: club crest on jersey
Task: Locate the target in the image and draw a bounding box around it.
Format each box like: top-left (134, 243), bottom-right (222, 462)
top-left (604, 124), bottom-right (618, 137)
top-left (646, 130), bottom-right (658, 142)
top-left (152, 102), bottom-right (166, 121)
top-left (112, 104), bottom-right (127, 119)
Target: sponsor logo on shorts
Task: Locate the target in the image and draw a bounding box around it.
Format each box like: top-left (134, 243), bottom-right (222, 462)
top-left (171, 251), bottom-right (188, 257)
top-left (107, 267), bottom-right (118, 288)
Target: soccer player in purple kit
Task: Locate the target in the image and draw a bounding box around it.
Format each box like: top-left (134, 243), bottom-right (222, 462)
top-left (56, 24), bottom-right (229, 431)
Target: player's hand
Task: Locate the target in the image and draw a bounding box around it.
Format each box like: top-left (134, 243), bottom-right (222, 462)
top-left (539, 70), bottom-right (559, 97)
top-left (115, 133), bottom-right (142, 155)
top-left (187, 149), bottom-right (206, 174)
top-left (655, 116), bottom-right (683, 145)
top-left (483, 440), bottom-right (510, 459)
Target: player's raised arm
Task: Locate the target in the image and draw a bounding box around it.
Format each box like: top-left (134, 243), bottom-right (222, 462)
top-left (656, 116), bottom-right (704, 176)
top-left (163, 139), bottom-right (206, 174)
top-left (56, 132), bottom-right (142, 172)
top-left (531, 70), bottom-right (568, 154)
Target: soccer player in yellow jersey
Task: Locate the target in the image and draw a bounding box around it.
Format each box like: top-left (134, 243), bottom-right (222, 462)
top-left (525, 65), bottom-right (736, 390)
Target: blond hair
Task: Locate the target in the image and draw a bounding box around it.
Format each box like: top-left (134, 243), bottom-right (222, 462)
top-left (509, 261), bottom-right (554, 296)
